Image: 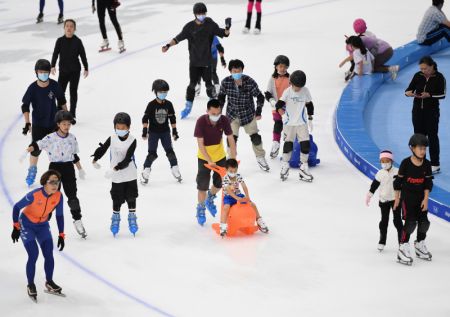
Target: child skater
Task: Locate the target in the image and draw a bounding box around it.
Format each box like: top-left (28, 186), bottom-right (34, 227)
top-left (11, 170), bottom-right (66, 302)
top-left (339, 36), bottom-right (356, 81)
top-left (365, 150), bottom-right (403, 251)
top-left (243, 0), bottom-right (262, 34)
top-left (394, 134), bottom-right (433, 265)
top-left (275, 70), bottom-right (314, 182)
top-left (91, 112), bottom-right (139, 237)
top-left (265, 55), bottom-right (290, 158)
top-left (220, 158), bottom-right (268, 237)
top-left (27, 110), bottom-right (87, 238)
top-left (348, 36), bottom-right (374, 76)
top-left (141, 79), bottom-right (182, 184)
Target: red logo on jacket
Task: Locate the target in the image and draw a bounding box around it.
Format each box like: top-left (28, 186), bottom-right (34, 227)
top-left (407, 177), bottom-right (424, 184)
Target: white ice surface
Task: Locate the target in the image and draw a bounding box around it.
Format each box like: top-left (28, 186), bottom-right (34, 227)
top-left (1, 0), bottom-right (450, 316)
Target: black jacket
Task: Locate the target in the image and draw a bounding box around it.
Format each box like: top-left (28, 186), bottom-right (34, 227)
top-left (51, 35), bottom-right (88, 72)
top-left (405, 71), bottom-right (446, 109)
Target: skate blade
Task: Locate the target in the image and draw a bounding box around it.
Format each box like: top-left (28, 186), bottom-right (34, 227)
top-left (397, 258), bottom-right (413, 266)
top-left (29, 295), bottom-right (37, 303)
top-left (299, 177), bottom-right (313, 183)
top-left (99, 48), bottom-right (112, 53)
top-left (44, 290), bottom-right (66, 297)
top-left (415, 252), bottom-right (432, 261)
top-left (119, 48), bottom-right (126, 54)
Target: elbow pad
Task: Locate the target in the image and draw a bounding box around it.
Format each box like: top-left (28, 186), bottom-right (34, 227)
top-left (306, 102), bottom-right (314, 116)
top-left (73, 154), bottom-right (80, 164)
top-left (21, 103), bottom-right (30, 113)
top-left (393, 175), bottom-right (403, 191)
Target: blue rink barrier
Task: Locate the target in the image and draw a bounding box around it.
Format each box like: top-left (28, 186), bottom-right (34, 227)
top-left (334, 38), bottom-right (450, 222)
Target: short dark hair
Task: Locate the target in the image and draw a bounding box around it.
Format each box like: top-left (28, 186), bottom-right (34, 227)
top-left (433, 0), bottom-right (444, 7)
top-left (225, 158), bottom-right (238, 169)
top-left (40, 169), bottom-right (62, 186)
top-left (228, 59), bottom-right (245, 72)
top-left (207, 99), bottom-right (221, 110)
top-left (64, 19), bottom-right (76, 28)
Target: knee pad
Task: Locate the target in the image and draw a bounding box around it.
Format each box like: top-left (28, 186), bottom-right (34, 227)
top-left (31, 149), bottom-right (41, 157)
top-left (273, 120), bottom-right (283, 134)
top-left (113, 201), bottom-right (122, 212)
top-left (418, 220), bottom-right (430, 233)
top-left (166, 149), bottom-right (177, 161)
top-left (250, 133), bottom-right (262, 146)
top-left (147, 151), bottom-right (158, 162)
top-left (126, 199), bottom-right (136, 210)
top-left (283, 141), bottom-right (293, 153)
top-left (67, 198), bottom-right (80, 211)
top-left (300, 141), bottom-right (310, 154)
top-left (403, 220), bottom-right (417, 235)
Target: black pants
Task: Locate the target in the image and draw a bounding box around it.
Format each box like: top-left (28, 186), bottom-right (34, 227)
top-left (412, 105), bottom-right (440, 166)
top-left (378, 201), bottom-right (403, 245)
top-left (110, 180), bottom-right (138, 211)
top-left (143, 131), bottom-right (177, 168)
top-left (400, 194), bottom-right (430, 243)
top-left (187, 65), bottom-right (215, 102)
top-left (197, 58), bottom-right (219, 86)
top-left (58, 71), bottom-right (80, 118)
top-left (49, 162), bottom-right (82, 221)
top-left (420, 24), bottom-right (450, 46)
top-left (97, 0), bottom-right (123, 40)
top-left (31, 125), bottom-right (55, 157)
top-left (196, 158), bottom-right (226, 191)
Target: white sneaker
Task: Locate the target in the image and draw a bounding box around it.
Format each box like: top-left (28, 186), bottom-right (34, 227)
top-left (377, 244), bottom-right (385, 252)
top-left (100, 38), bottom-right (109, 50)
top-left (397, 243), bottom-right (413, 265)
top-left (118, 40), bottom-right (125, 53)
top-left (242, 27), bottom-right (250, 34)
top-left (73, 220), bottom-right (87, 238)
top-left (256, 156), bottom-right (270, 172)
top-left (270, 141), bottom-right (280, 159)
top-left (414, 240), bottom-right (432, 260)
top-left (256, 217), bottom-right (269, 233)
top-left (171, 165), bottom-right (182, 182)
top-left (299, 163), bottom-right (313, 182)
top-left (280, 161), bottom-right (289, 181)
top-left (141, 168), bottom-right (151, 185)
top-left (388, 65), bottom-right (399, 80)
top-left (253, 28), bottom-right (261, 35)
top-left (431, 165), bottom-right (441, 174)
top-left (195, 83), bottom-right (201, 96)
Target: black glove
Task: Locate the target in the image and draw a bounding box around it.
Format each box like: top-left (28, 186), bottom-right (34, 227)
top-left (255, 106), bottom-right (263, 117)
top-left (11, 226), bottom-right (20, 243)
top-left (172, 128), bottom-right (179, 141)
top-left (220, 56), bottom-right (226, 68)
top-left (264, 91), bottom-right (273, 101)
top-left (22, 123), bottom-right (31, 135)
top-left (92, 5), bottom-right (96, 14)
top-left (57, 234), bottom-right (65, 251)
top-left (142, 127), bottom-right (148, 138)
top-left (225, 17), bottom-right (232, 30)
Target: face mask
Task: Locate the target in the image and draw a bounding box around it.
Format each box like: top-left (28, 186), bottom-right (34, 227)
top-left (157, 92), bottom-right (168, 100)
top-left (196, 15), bottom-right (206, 22)
top-left (227, 172), bottom-right (237, 178)
top-left (37, 73), bottom-right (49, 82)
top-left (231, 72), bottom-right (243, 81)
top-left (381, 162), bottom-right (392, 170)
top-left (115, 129), bottom-right (129, 137)
top-left (209, 114), bottom-right (221, 122)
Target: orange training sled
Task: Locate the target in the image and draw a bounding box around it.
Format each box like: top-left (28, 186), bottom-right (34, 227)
top-left (205, 164), bottom-right (259, 237)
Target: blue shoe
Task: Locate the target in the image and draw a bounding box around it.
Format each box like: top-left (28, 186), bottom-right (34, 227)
top-left (181, 101), bottom-right (193, 119)
top-left (128, 212), bottom-right (138, 236)
top-left (110, 213), bottom-right (121, 237)
top-left (205, 190), bottom-right (217, 217)
top-left (196, 203), bottom-right (206, 226)
top-left (26, 165), bottom-right (37, 187)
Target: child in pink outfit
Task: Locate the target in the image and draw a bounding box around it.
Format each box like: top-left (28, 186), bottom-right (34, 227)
top-left (243, 0), bottom-right (262, 34)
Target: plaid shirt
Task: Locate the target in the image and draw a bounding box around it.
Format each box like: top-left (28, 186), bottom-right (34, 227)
top-left (417, 6), bottom-right (447, 43)
top-left (219, 75), bottom-right (264, 126)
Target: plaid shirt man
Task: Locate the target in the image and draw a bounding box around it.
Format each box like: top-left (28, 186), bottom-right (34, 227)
top-left (417, 5), bottom-right (447, 43)
top-left (218, 75), bottom-right (265, 126)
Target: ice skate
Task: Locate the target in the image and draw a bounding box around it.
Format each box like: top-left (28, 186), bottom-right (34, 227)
top-left (280, 161), bottom-right (289, 181)
top-left (414, 240), bottom-right (432, 261)
top-left (26, 165), bottom-right (37, 187)
top-left (377, 243), bottom-right (385, 252)
top-left (345, 70), bottom-right (355, 82)
top-left (431, 165), bottom-right (441, 175)
top-left (140, 167), bottom-right (151, 185)
top-left (388, 65), bottom-right (399, 80)
top-left (73, 219), bottom-right (87, 239)
top-left (36, 13), bottom-right (43, 23)
top-left (397, 243), bottom-right (413, 265)
top-left (110, 213), bottom-right (120, 237)
top-left (195, 83), bottom-right (201, 96)
top-left (27, 284), bottom-right (37, 303)
top-left (205, 190), bottom-right (217, 217)
top-left (118, 40), bottom-right (126, 54)
top-left (180, 101), bottom-right (193, 119)
top-left (299, 163), bottom-right (313, 182)
top-left (57, 14), bottom-right (64, 24)
top-left (128, 212), bottom-right (138, 236)
top-left (256, 156), bottom-right (270, 172)
top-left (257, 217), bottom-right (269, 233)
top-left (242, 27), bottom-right (250, 34)
top-left (99, 39), bottom-right (111, 52)
top-left (214, 84), bottom-right (220, 96)
top-left (44, 280), bottom-right (65, 297)
top-left (196, 203), bottom-right (206, 226)
top-left (270, 141), bottom-right (280, 159)
top-left (253, 28), bottom-right (261, 35)
top-left (171, 165), bottom-right (182, 182)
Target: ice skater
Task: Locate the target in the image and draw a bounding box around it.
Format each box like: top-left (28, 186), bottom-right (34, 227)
top-left (92, 0), bottom-right (125, 53)
top-left (243, 0), bottom-right (262, 34)
top-left (348, 36), bottom-right (374, 76)
top-left (36, 0), bottom-right (64, 24)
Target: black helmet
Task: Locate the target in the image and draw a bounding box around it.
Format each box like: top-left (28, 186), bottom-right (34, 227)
top-left (152, 79), bottom-right (170, 93)
top-left (409, 133), bottom-right (429, 147)
top-left (35, 59), bottom-right (51, 72)
top-left (290, 70), bottom-right (306, 87)
top-left (114, 112), bottom-right (131, 127)
top-left (274, 55), bottom-right (290, 67)
top-left (54, 110), bottom-right (74, 124)
top-left (193, 2), bottom-right (207, 14)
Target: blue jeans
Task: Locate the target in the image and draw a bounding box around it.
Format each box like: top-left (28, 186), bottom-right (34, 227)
top-left (223, 193), bottom-right (245, 206)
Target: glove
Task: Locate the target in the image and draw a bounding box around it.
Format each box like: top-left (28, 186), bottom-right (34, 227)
top-left (308, 118), bottom-right (313, 133)
top-left (225, 17), bottom-right (232, 30)
top-left (11, 224), bottom-right (20, 243)
top-left (78, 169), bottom-right (86, 180)
top-left (22, 123), bottom-right (31, 135)
top-left (57, 233), bottom-right (65, 251)
top-left (142, 127), bottom-right (148, 138)
top-left (172, 128), bottom-right (179, 141)
top-left (255, 106), bottom-right (263, 117)
top-left (365, 192), bottom-right (373, 206)
top-left (105, 169), bottom-right (113, 179)
top-left (92, 161), bottom-right (101, 169)
top-left (220, 56), bottom-right (226, 68)
top-left (92, 5), bottom-right (96, 13)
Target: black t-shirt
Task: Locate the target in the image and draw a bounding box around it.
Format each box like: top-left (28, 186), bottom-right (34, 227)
top-left (174, 18), bottom-right (227, 67)
top-left (51, 35), bottom-right (88, 72)
top-left (395, 157), bottom-right (433, 196)
top-left (142, 99), bottom-right (176, 133)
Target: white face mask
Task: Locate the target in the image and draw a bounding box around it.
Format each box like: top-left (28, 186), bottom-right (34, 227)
top-left (227, 172), bottom-right (237, 178)
top-left (381, 162), bottom-right (392, 170)
top-left (209, 114), bottom-right (221, 122)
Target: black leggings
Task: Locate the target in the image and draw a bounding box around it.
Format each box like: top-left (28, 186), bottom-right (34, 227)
top-left (400, 195), bottom-right (430, 243)
top-left (378, 201), bottom-right (403, 244)
top-left (187, 66), bottom-right (215, 102)
top-left (58, 71), bottom-right (80, 118)
top-left (97, 0), bottom-right (123, 40)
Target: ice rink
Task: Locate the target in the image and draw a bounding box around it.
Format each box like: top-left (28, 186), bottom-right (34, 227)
top-left (1, 0), bottom-right (450, 316)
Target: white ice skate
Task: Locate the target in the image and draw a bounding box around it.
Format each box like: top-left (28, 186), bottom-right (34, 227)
top-left (299, 163), bottom-right (313, 182)
top-left (214, 84), bottom-right (220, 96)
top-left (118, 40), bottom-right (126, 54)
top-left (253, 28), bottom-right (261, 35)
top-left (377, 244), bottom-right (385, 252)
top-left (256, 156), bottom-right (270, 172)
top-left (195, 83), bottom-right (201, 96)
top-left (414, 240), bottom-right (432, 261)
top-left (431, 165), bottom-right (441, 175)
top-left (397, 243), bottom-right (413, 265)
top-left (73, 220), bottom-right (87, 239)
top-left (171, 165), bottom-right (182, 182)
top-left (280, 161), bottom-right (289, 181)
top-left (141, 167), bottom-right (151, 185)
top-left (242, 27), bottom-right (250, 34)
top-left (99, 39), bottom-right (111, 52)
top-left (388, 65), bottom-right (400, 80)
top-left (256, 217), bottom-right (269, 233)
top-left (270, 141), bottom-right (280, 159)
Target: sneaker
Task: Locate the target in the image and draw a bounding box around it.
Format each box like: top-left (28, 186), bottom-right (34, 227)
top-left (73, 220), bottom-right (87, 238)
top-left (36, 13), bottom-right (44, 23)
top-left (280, 161), bottom-right (289, 181)
top-left (299, 163), bottom-right (313, 182)
top-left (196, 203), bottom-right (206, 226)
top-left (128, 212), bottom-right (138, 236)
top-left (256, 156), bottom-right (270, 172)
top-left (242, 27), bottom-right (250, 34)
top-left (171, 165), bottom-right (182, 182)
top-left (195, 83), bottom-right (201, 96)
top-left (431, 165), bottom-right (441, 175)
top-left (256, 217), bottom-right (269, 233)
top-left (220, 223), bottom-right (228, 238)
top-left (26, 165), bottom-right (38, 187)
top-left (270, 141), bottom-right (280, 159)
top-left (397, 243), bottom-right (413, 265)
top-left (414, 240), bottom-right (432, 260)
top-left (110, 213), bottom-right (121, 237)
top-left (388, 65), bottom-right (399, 80)
top-left (57, 13), bottom-right (64, 24)
top-left (205, 190), bottom-right (217, 217)
top-left (141, 167), bottom-right (151, 185)
top-left (181, 101), bottom-right (193, 119)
